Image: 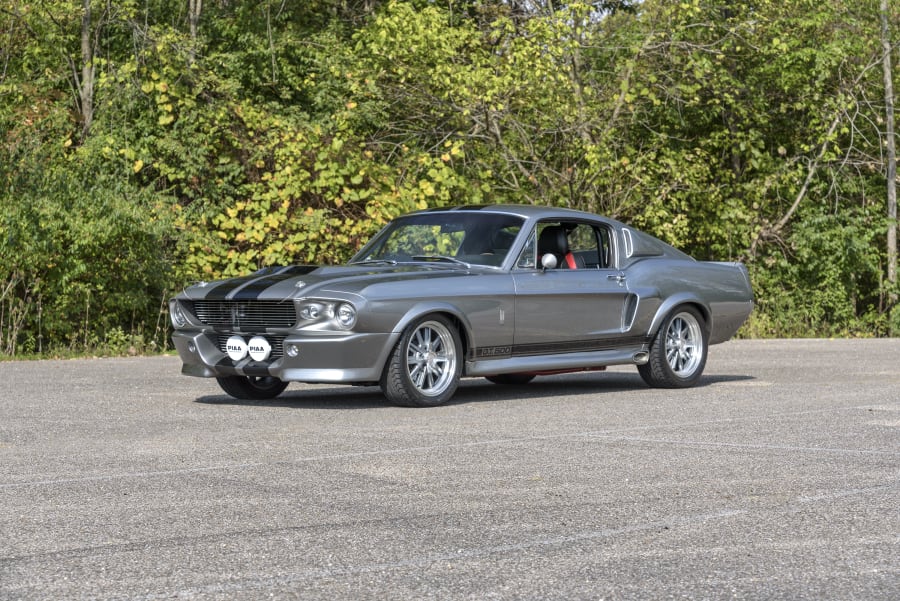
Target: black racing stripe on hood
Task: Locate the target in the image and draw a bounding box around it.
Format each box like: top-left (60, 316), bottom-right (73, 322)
top-left (204, 266), bottom-right (318, 300)
top-left (203, 275), bottom-right (261, 300)
top-left (229, 265), bottom-right (319, 300)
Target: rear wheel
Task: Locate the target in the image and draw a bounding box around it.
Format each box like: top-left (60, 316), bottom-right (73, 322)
top-left (638, 307), bottom-right (708, 388)
top-left (381, 315), bottom-right (462, 407)
top-left (216, 375), bottom-right (288, 400)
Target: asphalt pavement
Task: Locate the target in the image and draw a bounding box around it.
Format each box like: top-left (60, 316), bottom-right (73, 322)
top-left (1, 339), bottom-right (898, 600)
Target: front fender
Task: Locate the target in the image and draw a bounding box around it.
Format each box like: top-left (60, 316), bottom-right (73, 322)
top-left (392, 301), bottom-right (476, 341)
top-left (358, 302), bottom-right (476, 379)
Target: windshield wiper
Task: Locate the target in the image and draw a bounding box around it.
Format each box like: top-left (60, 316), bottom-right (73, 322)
top-left (347, 259), bottom-right (398, 266)
top-left (411, 255), bottom-right (471, 267)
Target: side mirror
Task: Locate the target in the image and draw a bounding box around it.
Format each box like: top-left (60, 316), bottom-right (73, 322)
top-left (540, 253), bottom-right (558, 270)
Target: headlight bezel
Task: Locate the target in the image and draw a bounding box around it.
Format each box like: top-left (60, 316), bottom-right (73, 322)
top-left (334, 302), bottom-right (358, 330)
top-left (297, 299), bottom-right (358, 331)
top-left (298, 302), bottom-right (326, 321)
top-left (169, 299), bottom-right (188, 328)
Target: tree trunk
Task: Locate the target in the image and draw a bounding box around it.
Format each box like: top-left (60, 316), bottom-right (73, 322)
top-left (880, 0), bottom-right (897, 307)
top-left (188, 0), bottom-right (202, 64)
top-left (79, 0), bottom-right (94, 138)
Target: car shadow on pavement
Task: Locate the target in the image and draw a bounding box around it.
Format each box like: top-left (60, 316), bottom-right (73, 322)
top-left (194, 371), bottom-right (755, 409)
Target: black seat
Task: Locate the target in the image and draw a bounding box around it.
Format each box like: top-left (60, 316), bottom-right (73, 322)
top-left (538, 226), bottom-right (576, 269)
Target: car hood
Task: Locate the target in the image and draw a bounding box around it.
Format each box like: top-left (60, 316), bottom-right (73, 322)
top-left (178, 263), bottom-right (484, 301)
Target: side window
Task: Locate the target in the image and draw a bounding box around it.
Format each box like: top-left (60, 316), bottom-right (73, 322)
top-left (515, 221), bottom-right (614, 269)
top-left (568, 224), bottom-right (599, 268)
top-left (568, 223), bottom-right (613, 269)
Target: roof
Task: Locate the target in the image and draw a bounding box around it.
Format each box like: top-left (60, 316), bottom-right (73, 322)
top-left (415, 204), bottom-right (605, 221)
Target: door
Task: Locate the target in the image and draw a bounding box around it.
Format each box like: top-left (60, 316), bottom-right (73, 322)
top-left (511, 221), bottom-right (632, 353)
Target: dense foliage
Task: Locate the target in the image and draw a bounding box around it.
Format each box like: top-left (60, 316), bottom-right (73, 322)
top-left (1, 0), bottom-right (898, 355)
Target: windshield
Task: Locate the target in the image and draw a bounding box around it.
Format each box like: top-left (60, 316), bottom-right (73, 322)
top-left (350, 212), bottom-right (525, 268)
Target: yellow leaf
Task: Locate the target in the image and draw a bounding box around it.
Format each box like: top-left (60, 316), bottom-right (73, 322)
top-left (133, 159), bottom-right (144, 173)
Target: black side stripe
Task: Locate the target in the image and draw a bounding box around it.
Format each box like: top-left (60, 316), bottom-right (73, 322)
top-left (512, 336), bottom-right (646, 357)
top-left (473, 336), bottom-right (647, 359)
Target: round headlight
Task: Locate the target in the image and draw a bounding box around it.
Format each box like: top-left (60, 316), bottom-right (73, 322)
top-left (335, 302), bottom-right (357, 329)
top-left (299, 303), bottom-right (324, 320)
top-left (170, 300), bottom-right (187, 328)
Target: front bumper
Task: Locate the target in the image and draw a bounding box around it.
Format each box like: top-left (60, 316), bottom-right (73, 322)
top-left (172, 329), bottom-right (397, 383)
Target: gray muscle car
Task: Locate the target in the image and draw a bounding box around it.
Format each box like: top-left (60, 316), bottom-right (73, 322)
top-left (170, 205), bottom-right (753, 406)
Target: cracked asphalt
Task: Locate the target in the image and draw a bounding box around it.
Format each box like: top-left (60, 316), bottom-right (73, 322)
top-left (1, 339), bottom-right (898, 600)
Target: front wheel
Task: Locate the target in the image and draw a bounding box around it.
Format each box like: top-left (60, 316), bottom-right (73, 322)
top-left (216, 375), bottom-right (289, 400)
top-left (381, 315), bottom-right (462, 407)
top-left (638, 307), bottom-right (708, 388)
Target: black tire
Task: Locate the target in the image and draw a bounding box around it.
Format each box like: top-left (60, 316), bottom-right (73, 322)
top-left (216, 375), bottom-right (289, 400)
top-left (380, 315), bottom-right (462, 407)
top-left (638, 306), bottom-right (708, 388)
top-left (485, 373), bottom-right (536, 386)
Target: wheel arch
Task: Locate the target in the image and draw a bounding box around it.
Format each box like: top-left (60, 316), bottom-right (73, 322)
top-left (648, 294), bottom-right (711, 338)
top-left (389, 303), bottom-right (472, 362)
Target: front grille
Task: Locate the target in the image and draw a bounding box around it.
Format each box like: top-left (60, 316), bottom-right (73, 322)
top-left (188, 300), bottom-right (297, 330)
top-left (217, 334), bottom-right (286, 360)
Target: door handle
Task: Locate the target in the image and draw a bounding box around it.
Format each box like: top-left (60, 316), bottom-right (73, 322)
top-left (607, 273), bottom-right (626, 285)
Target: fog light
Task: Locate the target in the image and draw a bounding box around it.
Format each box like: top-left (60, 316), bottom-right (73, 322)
top-left (286, 344), bottom-right (300, 357)
top-left (187, 342), bottom-right (197, 353)
top-left (225, 335), bottom-right (248, 361)
top-left (247, 336), bottom-right (272, 362)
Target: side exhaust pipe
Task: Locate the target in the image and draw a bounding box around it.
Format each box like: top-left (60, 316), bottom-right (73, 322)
top-left (633, 351), bottom-right (649, 365)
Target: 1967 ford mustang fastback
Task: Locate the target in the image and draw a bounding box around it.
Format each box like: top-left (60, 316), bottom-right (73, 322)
top-left (170, 205), bottom-right (753, 406)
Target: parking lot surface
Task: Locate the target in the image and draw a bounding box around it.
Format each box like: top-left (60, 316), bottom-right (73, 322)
top-left (1, 339), bottom-right (898, 600)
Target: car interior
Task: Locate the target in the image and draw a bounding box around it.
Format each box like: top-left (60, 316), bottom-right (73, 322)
top-left (529, 221), bottom-right (612, 269)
